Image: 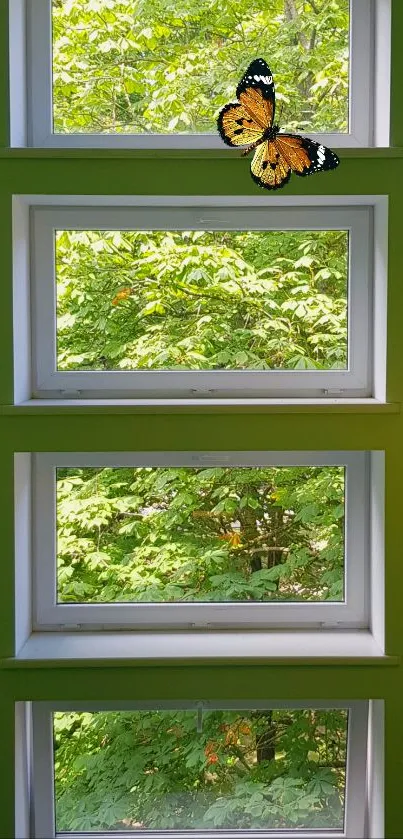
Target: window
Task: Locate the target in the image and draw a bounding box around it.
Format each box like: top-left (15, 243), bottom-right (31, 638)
top-left (20, 0), bottom-right (388, 148)
top-left (29, 450), bottom-right (369, 630)
top-left (30, 700), bottom-right (369, 838)
top-left (15, 196), bottom-right (384, 402)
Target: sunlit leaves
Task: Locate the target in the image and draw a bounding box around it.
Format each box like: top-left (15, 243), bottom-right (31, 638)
top-left (56, 465), bottom-right (344, 604)
top-left (54, 709), bottom-right (347, 830)
top-left (56, 229), bottom-right (348, 372)
top-left (52, 0), bottom-right (349, 134)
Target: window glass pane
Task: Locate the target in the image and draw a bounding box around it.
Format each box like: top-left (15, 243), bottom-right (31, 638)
top-left (52, 0), bottom-right (349, 135)
top-left (55, 229), bottom-right (348, 372)
top-left (56, 465), bottom-right (345, 604)
top-left (53, 708), bottom-right (348, 831)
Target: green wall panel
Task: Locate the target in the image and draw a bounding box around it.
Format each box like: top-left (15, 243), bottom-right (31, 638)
top-left (1, 1), bottom-right (403, 835)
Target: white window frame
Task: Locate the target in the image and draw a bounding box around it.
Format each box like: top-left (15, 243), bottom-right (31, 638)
top-left (30, 699), bottom-right (369, 839)
top-left (18, 0), bottom-right (387, 148)
top-left (27, 198), bottom-right (374, 401)
top-left (32, 450), bottom-right (369, 631)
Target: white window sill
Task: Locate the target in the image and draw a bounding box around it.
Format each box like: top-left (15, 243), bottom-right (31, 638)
top-left (6, 631), bottom-right (394, 667)
top-left (2, 399), bottom-right (399, 414)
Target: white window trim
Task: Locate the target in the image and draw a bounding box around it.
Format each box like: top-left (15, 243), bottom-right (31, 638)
top-left (26, 199), bottom-right (374, 400)
top-left (28, 699), bottom-right (369, 839)
top-left (30, 450), bottom-right (369, 631)
top-left (13, 0), bottom-right (389, 148)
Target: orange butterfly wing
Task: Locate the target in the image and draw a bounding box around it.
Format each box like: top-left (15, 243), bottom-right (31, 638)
top-left (276, 135), bottom-right (339, 175)
top-left (250, 135), bottom-right (340, 190)
top-left (217, 101), bottom-right (265, 147)
top-left (250, 140), bottom-right (291, 190)
top-left (217, 58), bottom-right (275, 147)
top-left (238, 88), bottom-right (274, 129)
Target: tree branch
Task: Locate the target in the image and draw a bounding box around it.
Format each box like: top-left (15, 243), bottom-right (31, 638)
top-left (305, 0), bottom-right (320, 13)
top-left (284, 0), bottom-right (310, 50)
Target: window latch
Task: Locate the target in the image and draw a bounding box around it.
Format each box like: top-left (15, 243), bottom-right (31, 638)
top-left (58, 623), bottom-right (82, 630)
top-left (59, 390), bottom-right (82, 398)
top-left (322, 389), bottom-right (344, 396)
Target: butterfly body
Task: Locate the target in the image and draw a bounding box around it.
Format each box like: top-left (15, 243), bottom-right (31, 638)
top-left (241, 123), bottom-right (280, 157)
top-left (217, 58), bottom-right (339, 190)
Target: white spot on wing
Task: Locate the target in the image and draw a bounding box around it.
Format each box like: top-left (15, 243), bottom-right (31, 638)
top-left (317, 144), bottom-right (326, 164)
top-left (253, 74), bottom-right (273, 85)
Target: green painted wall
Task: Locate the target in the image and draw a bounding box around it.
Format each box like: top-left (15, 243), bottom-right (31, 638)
top-left (1, 1), bottom-right (403, 836)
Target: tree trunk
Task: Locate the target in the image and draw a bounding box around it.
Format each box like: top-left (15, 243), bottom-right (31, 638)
top-left (284, 0), bottom-right (317, 126)
top-left (284, 0), bottom-right (310, 50)
top-left (267, 508), bottom-right (287, 568)
top-left (240, 501), bottom-right (288, 577)
top-left (240, 505), bottom-right (261, 572)
top-left (255, 710), bottom-right (276, 763)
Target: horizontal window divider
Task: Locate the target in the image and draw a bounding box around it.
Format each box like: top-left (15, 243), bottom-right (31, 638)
top-left (31, 450), bottom-right (367, 467)
top-left (52, 833), bottom-right (349, 839)
top-left (1, 399), bottom-right (399, 414)
top-left (52, 833), bottom-right (347, 839)
top-left (12, 698), bottom-right (378, 712)
top-left (14, 194), bottom-right (390, 207)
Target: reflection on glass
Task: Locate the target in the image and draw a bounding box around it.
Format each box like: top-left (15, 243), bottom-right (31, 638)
top-left (52, 0), bottom-right (349, 135)
top-left (56, 229), bottom-right (348, 372)
top-left (54, 708), bottom-right (348, 832)
top-left (56, 465), bottom-right (345, 604)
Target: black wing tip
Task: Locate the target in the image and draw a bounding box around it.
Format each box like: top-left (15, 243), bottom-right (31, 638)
top-left (279, 134), bottom-right (340, 175)
top-left (295, 154), bottom-right (340, 177)
top-left (245, 57), bottom-right (273, 74)
top-left (236, 57), bottom-right (275, 100)
top-left (250, 166), bottom-right (291, 191)
top-left (309, 140), bottom-right (340, 170)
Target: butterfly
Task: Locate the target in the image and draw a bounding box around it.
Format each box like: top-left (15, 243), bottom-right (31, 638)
top-left (217, 58), bottom-right (339, 190)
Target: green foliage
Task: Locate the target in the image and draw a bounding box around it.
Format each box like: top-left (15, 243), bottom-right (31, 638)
top-left (56, 229), bottom-right (348, 372)
top-left (54, 708), bottom-right (347, 830)
top-left (52, 0), bottom-right (349, 134)
top-left (57, 465), bottom-right (344, 603)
